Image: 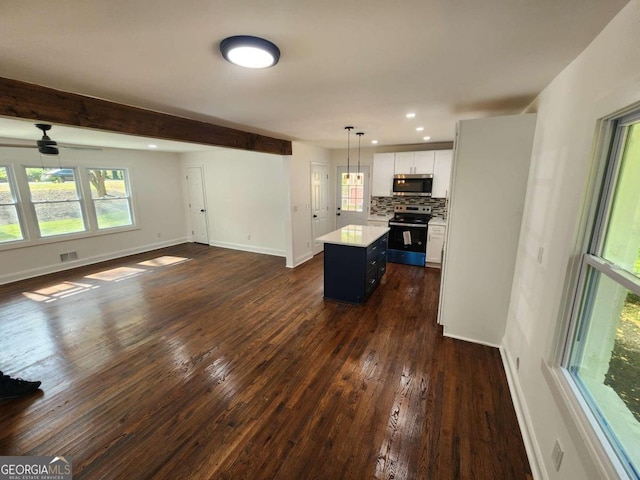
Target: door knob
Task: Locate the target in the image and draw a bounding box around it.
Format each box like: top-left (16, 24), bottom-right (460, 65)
top-left (313, 214), bottom-right (318, 218)
top-left (336, 213), bottom-right (341, 216)
top-left (200, 209), bottom-right (205, 212)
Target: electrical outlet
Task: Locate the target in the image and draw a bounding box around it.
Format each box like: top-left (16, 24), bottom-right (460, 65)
top-left (552, 439), bottom-right (564, 471)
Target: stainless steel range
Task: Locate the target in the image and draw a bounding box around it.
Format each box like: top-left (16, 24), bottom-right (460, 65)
top-left (387, 204), bottom-right (431, 266)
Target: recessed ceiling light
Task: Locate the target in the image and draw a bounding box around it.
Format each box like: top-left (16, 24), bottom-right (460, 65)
top-left (406, 113), bottom-right (416, 118)
top-left (220, 35), bottom-right (280, 68)
top-left (423, 136), bottom-right (431, 141)
top-left (371, 140), bottom-right (378, 144)
top-left (416, 127), bottom-right (424, 132)
top-left (148, 144), bottom-right (158, 149)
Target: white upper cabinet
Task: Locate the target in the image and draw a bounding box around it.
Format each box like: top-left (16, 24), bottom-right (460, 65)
top-left (372, 149), bottom-right (452, 197)
top-left (393, 152), bottom-right (415, 174)
top-left (413, 151), bottom-right (435, 174)
top-left (394, 151), bottom-right (435, 174)
top-left (432, 149), bottom-right (453, 198)
top-left (371, 153), bottom-right (395, 197)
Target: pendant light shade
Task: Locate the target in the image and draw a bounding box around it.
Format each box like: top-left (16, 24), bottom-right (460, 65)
top-left (344, 126), bottom-right (353, 179)
top-left (220, 35), bottom-right (280, 68)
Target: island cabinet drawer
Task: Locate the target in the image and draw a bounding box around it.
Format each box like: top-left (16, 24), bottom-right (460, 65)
top-left (367, 242), bottom-right (380, 260)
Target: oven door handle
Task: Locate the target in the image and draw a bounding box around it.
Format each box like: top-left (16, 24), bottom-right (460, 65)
top-left (389, 222), bottom-right (428, 228)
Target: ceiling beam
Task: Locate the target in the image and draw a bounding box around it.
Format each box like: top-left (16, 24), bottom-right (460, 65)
top-left (0, 77), bottom-right (292, 155)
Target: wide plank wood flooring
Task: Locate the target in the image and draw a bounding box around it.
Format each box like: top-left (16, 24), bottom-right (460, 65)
top-left (0, 243), bottom-right (532, 479)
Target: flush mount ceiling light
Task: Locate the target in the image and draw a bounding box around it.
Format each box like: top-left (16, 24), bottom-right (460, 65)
top-left (220, 35), bottom-right (280, 68)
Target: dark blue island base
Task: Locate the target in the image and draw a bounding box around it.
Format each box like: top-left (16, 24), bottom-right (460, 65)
top-left (322, 232), bottom-right (388, 304)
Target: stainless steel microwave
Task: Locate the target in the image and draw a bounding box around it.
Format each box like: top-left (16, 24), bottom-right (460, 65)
top-left (392, 174), bottom-right (433, 197)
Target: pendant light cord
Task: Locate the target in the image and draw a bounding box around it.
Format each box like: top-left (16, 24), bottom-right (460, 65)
top-left (356, 132), bottom-right (364, 180)
top-left (345, 126), bottom-right (353, 179)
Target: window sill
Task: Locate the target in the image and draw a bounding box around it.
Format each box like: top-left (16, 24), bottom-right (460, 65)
top-left (541, 358), bottom-right (632, 479)
top-left (0, 224), bottom-right (140, 252)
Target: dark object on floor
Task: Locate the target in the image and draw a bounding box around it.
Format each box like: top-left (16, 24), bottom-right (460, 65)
top-left (0, 371), bottom-right (41, 399)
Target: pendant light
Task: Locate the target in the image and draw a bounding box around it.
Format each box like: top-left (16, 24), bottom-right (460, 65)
top-left (356, 132), bottom-right (364, 181)
top-left (344, 126), bottom-right (353, 180)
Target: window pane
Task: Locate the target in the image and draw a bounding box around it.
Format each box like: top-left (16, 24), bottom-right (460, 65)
top-left (0, 205), bottom-right (23, 242)
top-left (95, 199), bottom-right (132, 229)
top-left (29, 174), bottom-right (80, 202)
top-left (340, 171), bottom-right (364, 213)
top-left (569, 267), bottom-right (640, 471)
top-left (0, 167), bottom-right (24, 243)
top-left (603, 123), bottom-right (640, 276)
top-left (34, 203), bottom-right (85, 237)
top-left (88, 168), bottom-right (134, 231)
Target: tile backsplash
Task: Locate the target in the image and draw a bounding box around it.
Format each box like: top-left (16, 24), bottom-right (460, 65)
top-left (371, 196), bottom-right (448, 219)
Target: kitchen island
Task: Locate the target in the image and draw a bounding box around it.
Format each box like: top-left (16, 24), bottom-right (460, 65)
top-left (316, 225), bottom-right (390, 304)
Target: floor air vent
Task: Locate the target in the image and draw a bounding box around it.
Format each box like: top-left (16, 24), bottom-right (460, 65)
top-left (60, 251), bottom-right (78, 262)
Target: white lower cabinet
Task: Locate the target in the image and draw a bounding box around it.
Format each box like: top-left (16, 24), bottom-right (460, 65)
top-left (426, 224), bottom-right (446, 265)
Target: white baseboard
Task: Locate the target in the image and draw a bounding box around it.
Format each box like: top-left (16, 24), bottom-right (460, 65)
top-left (442, 328), bottom-right (501, 348)
top-left (209, 240), bottom-right (286, 258)
top-left (288, 252), bottom-right (313, 268)
top-left (0, 237), bottom-right (188, 285)
top-left (500, 346), bottom-right (546, 480)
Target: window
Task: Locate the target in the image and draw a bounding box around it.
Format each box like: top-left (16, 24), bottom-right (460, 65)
top-left (88, 169), bottom-right (133, 229)
top-left (0, 166), bottom-right (24, 243)
top-left (26, 167), bottom-right (86, 237)
top-left (566, 114), bottom-right (640, 478)
top-left (340, 172), bottom-right (364, 212)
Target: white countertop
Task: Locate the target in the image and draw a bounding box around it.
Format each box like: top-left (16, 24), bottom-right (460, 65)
top-left (428, 217), bottom-right (447, 226)
top-left (316, 225), bottom-right (390, 248)
top-left (367, 213), bottom-right (394, 222)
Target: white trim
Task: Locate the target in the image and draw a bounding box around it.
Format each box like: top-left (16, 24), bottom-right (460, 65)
top-left (500, 347), bottom-right (545, 480)
top-left (441, 328), bottom-right (501, 348)
top-left (209, 240), bottom-right (286, 258)
top-left (0, 237), bottom-right (188, 285)
top-left (541, 359), bottom-right (632, 480)
top-left (288, 252), bottom-right (313, 268)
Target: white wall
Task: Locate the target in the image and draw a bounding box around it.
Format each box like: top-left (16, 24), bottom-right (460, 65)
top-left (0, 146), bottom-right (187, 284)
top-left (181, 149), bottom-right (288, 258)
top-left (440, 114), bottom-right (536, 347)
top-left (503, 2), bottom-right (640, 479)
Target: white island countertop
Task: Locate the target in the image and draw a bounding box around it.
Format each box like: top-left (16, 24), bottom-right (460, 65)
top-left (316, 224), bottom-right (390, 248)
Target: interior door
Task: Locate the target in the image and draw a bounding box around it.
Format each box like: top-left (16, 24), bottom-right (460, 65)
top-left (185, 166), bottom-right (209, 244)
top-left (311, 163), bottom-right (330, 255)
top-left (335, 166), bottom-right (369, 228)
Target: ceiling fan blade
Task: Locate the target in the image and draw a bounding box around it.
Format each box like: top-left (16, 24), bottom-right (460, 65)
top-left (0, 143), bottom-right (37, 149)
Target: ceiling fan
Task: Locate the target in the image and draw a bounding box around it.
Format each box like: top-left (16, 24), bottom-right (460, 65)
top-left (0, 123), bottom-right (102, 154)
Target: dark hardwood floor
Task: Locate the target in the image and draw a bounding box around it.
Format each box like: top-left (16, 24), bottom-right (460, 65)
top-left (0, 244), bottom-right (532, 479)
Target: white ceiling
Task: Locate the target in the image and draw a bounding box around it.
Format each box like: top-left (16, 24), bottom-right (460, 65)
top-left (0, 0), bottom-right (629, 152)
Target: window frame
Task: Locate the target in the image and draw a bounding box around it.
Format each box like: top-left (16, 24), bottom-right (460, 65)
top-left (25, 165), bottom-right (88, 238)
top-left (0, 164), bottom-right (26, 244)
top-left (86, 167), bottom-right (135, 231)
top-left (552, 108), bottom-right (640, 480)
top-left (0, 164), bottom-right (139, 253)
